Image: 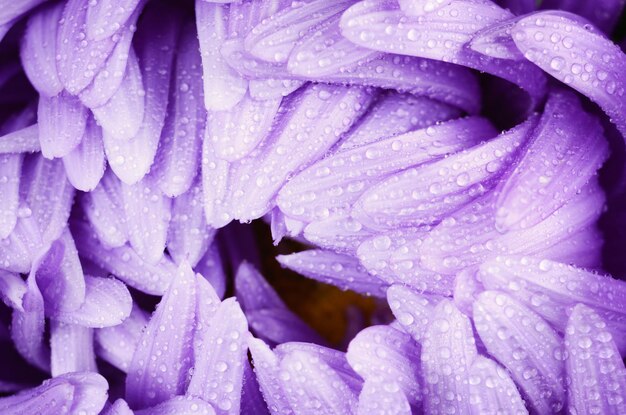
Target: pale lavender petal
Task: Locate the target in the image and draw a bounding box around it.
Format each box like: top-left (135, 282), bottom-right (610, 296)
top-left (196, 1), bottom-right (247, 111)
top-left (512, 11), bottom-right (626, 137)
top-left (357, 379), bottom-right (411, 415)
top-left (248, 337), bottom-right (293, 415)
top-left (277, 249), bottom-right (388, 297)
top-left (52, 275), bottom-right (132, 328)
top-left (479, 255), bottom-right (626, 354)
top-left (386, 284), bottom-right (444, 343)
top-left (73, 220), bottom-right (176, 295)
top-left (473, 291), bottom-right (566, 414)
top-left (0, 124), bottom-right (40, 154)
top-left (468, 356), bottom-right (528, 415)
top-left (104, 5), bottom-right (179, 184)
top-left (134, 397), bottom-right (216, 415)
top-left (125, 264), bottom-right (197, 409)
top-left (20, 2), bottom-right (64, 97)
top-left (247, 308), bottom-right (326, 346)
top-left (201, 136), bottom-right (231, 228)
top-left (85, 0), bottom-right (143, 41)
top-left (0, 0), bottom-right (47, 27)
top-left (188, 299), bottom-right (248, 415)
top-left (208, 94), bottom-right (281, 162)
top-left (398, 0), bottom-right (447, 16)
top-left (347, 325), bottom-right (422, 407)
top-left (50, 320), bottom-right (97, 376)
top-left (467, 16), bottom-right (525, 60)
top-left (0, 215), bottom-right (42, 274)
top-left (244, 0), bottom-right (352, 64)
top-left (121, 176), bottom-right (171, 264)
top-left (194, 243), bottom-right (228, 299)
top-left (352, 116), bottom-right (533, 230)
top-left (302, 215), bottom-right (377, 253)
top-left (453, 268), bottom-right (483, 317)
top-left (565, 304), bottom-right (626, 414)
top-left (56, 0), bottom-right (139, 94)
top-left (95, 305), bottom-right (149, 372)
top-left (421, 300), bottom-right (477, 415)
top-left (0, 372), bottom-right (108, 415)
top-left (0, 270), bottom-right (26, 311)
top-left (62, 115), bottom-right (106, 191)
top-left (37, 92), bottom-right (88, 159)
top-left (81, 169), bottom-right (127, 247)
top-left (11, 264), bottom-right (49, 371)
top-left (495, 91), bottom-right (608, 231)
top-left (0, 154), bottom-right (21, 238)
top-left (279, 350), bottom-right (357, 414)
top-left (278, 116), bottom-right (494, 223)
top-left (102, 399), bottom-right (134, 415)
top-left (247, 78), bottom-right (305, 101)
top-left (93, 48), bottom-right (145, 141)
top-left (167, 178), bottom-right (215, 267)
top-left (23, 155), bottom-right (75, 245)
top-left (153, 23), bottom-right (204, 197)
top-left (241, 360), bottom-right (270, 415)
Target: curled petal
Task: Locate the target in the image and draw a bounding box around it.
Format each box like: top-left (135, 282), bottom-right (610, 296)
top-left (0, 271), bottom-right (26, 311)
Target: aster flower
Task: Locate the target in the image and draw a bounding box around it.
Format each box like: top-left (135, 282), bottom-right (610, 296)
top-left (0, 0), bottom-right (626, 414)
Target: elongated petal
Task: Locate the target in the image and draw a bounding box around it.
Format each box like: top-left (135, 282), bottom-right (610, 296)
top-left (473, 291), bottom-right (566, 414)
top-left (85, 0), bottom-right (143, 40)
top-left (196, 1), bottom-right (247, 111)
top-left (0, 124), bottom-right (40, 154)
top-left (62, 115), bottom-right (106, 191)
top-left (247, 308), bottom-right (325, 346)
top-left (208, 94), bottom-right (281, 162)
top-left (277, 249), bottom-right (387, 297)
top-left (188, 299), bottom-right (248, 415)
top-left (353, 116), bottom-right (533, 230)
top-left (50, 321), bottom-right (97, 376)
top-left (278, 116), bottom-right (495, 223)
top-left (468, 356), bottom-right (528, 415)
top-left (92, 48), bottom-right (145, 141)
top-left (153, 25), bottom-right (204, 197)
top-left (302, 215), bottom-right (376, 253)
top-left (357, 379), bottom-right (411, 415)
top-left (0, 0), bottom-right (47, 28)
top-left (81, 169), bottom-right (127, 247)
top-left (167, 178), bottom-right (214, 267)
top-left (20, 2), bottom-right (64, 97)
top-left (125, 264), bottom-right (197, 409)
top-left (37, 92), bottom-right (88, 159)
top-left (421, 300), bottom-right (477, 415)
top-left (0, 215), bottom-right (42, 274)
top-left (386, 284), bottom-right (443, 343)
top-left (73, 220), bottom-right (176, 295)
top-left (235, 261), bottom-right (287, 312)
top-left (241, 360), bottom-right (270, 415)
top-left (0, 372), bottom-right (108, 415)
top-left (95, 305), bottom-right (149, 372)
top-left (495, 91), bottom-right (608, 231)
top-left (248, 337), bottom-right (293, 415)
top-left (479, 255), bottom-right (626, 354)
top-left (135, 397), bottom-right (216, 415)
top-left (0, 154), bottom-right (21, 238)
top-left (52, 275), bottom-right (132, 328)
top-left (512, 11), bottom-right (626, 137)
top-left (122, 176), bottom-right (171, 264)
top-left (347, 325), bottom-right (422, 406)
top-left (248, 78), bottom-right (304, 101)
top-left (195, 243), bottom-right (227, 299)
top-left (279, 350), bottom-right (357, 414)
top-left (565, 304), bottom-right (626, 414)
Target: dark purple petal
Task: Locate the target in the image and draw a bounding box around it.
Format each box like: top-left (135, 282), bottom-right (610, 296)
top-left (240, 360), bottom-right (270, 415)
top-left (542, 0), bottom-right (626, 33)
top-left (50, 321), bottom-right (97, 376)
top-left (248, 308), bottom-right (326, 346)
top-left (234, 261), bottom-right (287, 312)
top-left (194, 243), bottom-right (228, 299)
top-left (37, 92), bottom-right (89, 159)
top-left (248, 337), bottom-right (293, 414)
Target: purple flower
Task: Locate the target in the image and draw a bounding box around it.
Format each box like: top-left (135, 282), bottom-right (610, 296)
top-left (0, 0), bottom-right (625, 414)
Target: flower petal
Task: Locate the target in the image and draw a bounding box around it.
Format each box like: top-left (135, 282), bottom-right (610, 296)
top-left (541, 0), bottom-right (625, 34)
top-left (468, 356), bottom-right (528, 415)
top-left (357, 379), bottom-right (411, 415)
top-left (247, 308), bottom-right (325, 346)
top-left (0, 215), bottom-right (42, 274)
top-left (241, 360), bottom-right (270, 415)
top-left (352, 115), bottom-right (533, 230)
top-left (512, 11), bottom-right (626, 137)
top-left (386, 284), bottom-right (444, 343)
top-left (277, 249), bottom-right (388, 297)
top-left (195, 1), bottom-right (247, 111)
top-left (62, 115), bottom-right (106, 192)
top-left (167, 178), bottom-right (215, 267)
top-left (37, 92), bottom-right (89, 159)
top-left (95, 305), bottom-right (149, 372)
top-left (0, 124), bottom-right (40, 154)
top-left (125, 264), bottom-right (197, 409)
top-left (85, 0), bottom-right (143, 41)
top-left (121, 175), bottom-right (171, 264)
top-left (52, 275), bottom-right (132, 328)
top-left (188, 298), bottom-right (248, 415)
top-left (0, 154), bottom-right (21, 238)
top-left (421, 300), bottom-right (477, 415)
top-left (565, 304), bottom-right (626, 415)
top-left (50, 321), bottom-right (97, 376)
top-left (479, 255), bottom-right (626, 354)
top-left (102, 399), bottom-right (134, 415)
top-left (134, 397), bottom-right (216, 415)
top-left (473, 291), bottom-right (566, 414)
top-left (195, 243), bottom-right (227, 299)
top-left (278, 116), bottom-right (494, 223)
top-left (248, 337), bottom-right (293, 415)
top-left (20, 2), bottom-right (64, 97)
top-left (234, 261), bottom-right (288, 312)
top-left (347, 325), bottom-right (422, 406)
top-left (0, 270), bottom-right (26, 311)
top-left (92, 48), bottom-right (145, 141)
